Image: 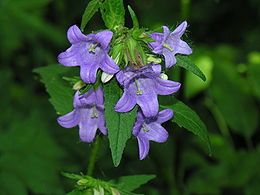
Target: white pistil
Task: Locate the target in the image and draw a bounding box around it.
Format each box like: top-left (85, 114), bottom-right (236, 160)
top-left (163, 43), bottom-right (174, 52)
top-left (134, 79), bottom-right (142, 95)
top-left (142, 124), bottom-right (149, 132)
top-left (90, 105), bottom-right (99, 118)
top-left (88, 43), bottom-right (98, 53)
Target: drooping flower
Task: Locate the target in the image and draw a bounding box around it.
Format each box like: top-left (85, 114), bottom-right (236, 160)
top-left (132, 108), bottom-right (173, 160)
top-left (115, 64), bottom-right (180, 117)
top-left (58, 25), bottom-right (119, 83)
top-left (149, 21), bottom-right (192, 68)
top-left (57, 87), bottom-right (107, 142)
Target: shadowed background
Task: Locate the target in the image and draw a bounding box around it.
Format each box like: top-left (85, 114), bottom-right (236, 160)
top-left (0, 0), bottom-right (259, 194)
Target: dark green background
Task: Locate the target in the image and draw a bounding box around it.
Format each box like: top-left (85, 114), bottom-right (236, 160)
top-left (0, 0), bottom-right (259, 194)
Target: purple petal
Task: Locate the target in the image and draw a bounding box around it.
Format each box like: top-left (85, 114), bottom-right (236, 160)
top-left (67, 25), bottom-right (87, 44)
top-left (155, 78), bottom-right (181, 95)
top-left (93, 31), bottom-right (113, 49)
top-left (171, 21), bottom-right (187, 38)
top-left (156, 109), bottom-right (174, 123)
top-left (116, 70), bottom-right (125, 85)
top-left (114, 93), bottom-right (136, 113)
top-left (151, 64), bottom-right (162, 74)
top-left (80, 64), bottom-right (98, 83)
top-left (163, 49), bottom-right (177, 68)
top-left (149, 33), bottom-right (164, 51)
top-left (145, 122), bottom-right (168, 143)
top-left (97, 111), bottom-right (107, 135)
top-left (137, 136), bottom-right (150, 160)
top-left (95, 87), bottom-right (104, 106)
top-left (58, 46), bottom-right (79, 67)
top-left (132, 110), bottom-right (145, 136)
top-left (163, 26), bottom-right (171, 39)
top-left (136, 94), bottom-right (158, 117)
top-left (78, 109), bottom-right (98, 142)
top-left (176, 40), bottom-right (192, 55)
top-left (78, 88), bottom-right (97, 106)
top-left (57, 110), bottom-right (80, 128)
top-left (100, 55), bottom-right (119, 74)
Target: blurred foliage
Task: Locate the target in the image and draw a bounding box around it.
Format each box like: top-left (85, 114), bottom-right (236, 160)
top-left (0, 0), bottom-right (259, 194)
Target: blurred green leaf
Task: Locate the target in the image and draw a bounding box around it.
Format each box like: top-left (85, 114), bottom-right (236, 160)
top-left (0, 172), bottom-right (27, 195)
top-left (161, 100), bottom-right (212, 154)
top-left (248, 61), bottom-right (260, 98)
top-left (104, 79), bottom-right (137, 167)
top-left (100, 0), bottom-right (125, 29)
top-left (34, 64), bottom-right (78, 115)
top-left (81, 0), bottom-right (102, 31)
top-left (209, 62), bottom-right (259, 138)
top-left (185, 55), bottom-right (213, 98)
top-left (176, 55), bottom-right (206, 81)
top-left (117, 175), bottom-right (156, 192)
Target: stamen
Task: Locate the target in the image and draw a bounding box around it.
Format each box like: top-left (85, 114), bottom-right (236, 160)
top-left (88, 43), bottom-right (98, 53)
top-left (163, 43), bottom-right (174, 51)
top-left (134, 79), bottom-right (142, 95)
top-left (142, 124), bottom-right (149, 132)
top-left (90, 105), bottom-right (99, 118)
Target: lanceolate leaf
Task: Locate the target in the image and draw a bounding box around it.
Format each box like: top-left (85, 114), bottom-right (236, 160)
top-left (100, 0), bottom-right (125, 29)
top-left (161, 100), bottom-right (212, 154)
top-left (128, 5), bottom-right (139, 29)
top-left (176, 55), bottom-right (206, 81)
top-left (80, 0), bottom-right (102, 31)
top-left (104, 79), bottom-right (137, 167)
top-left (34, 64), bottom-right (77, 115)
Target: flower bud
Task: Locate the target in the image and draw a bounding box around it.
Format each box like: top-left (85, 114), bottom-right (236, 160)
top-left (159, 73), bottom-right (168, 80)
top-left (101, 72), bottom-right (114, 83)
top-left (147, 55), bottom-right (161, 64)
top-left (111, 188), bottom-right (120, 195)
top-left (73, 80), bottom-right (85, 90)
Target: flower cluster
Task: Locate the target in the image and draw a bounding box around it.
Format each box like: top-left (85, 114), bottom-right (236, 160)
top-left (57, 22), bottom-right (192, 159)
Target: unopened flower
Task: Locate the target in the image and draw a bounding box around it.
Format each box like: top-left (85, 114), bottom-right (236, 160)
top-left (132, 109), bottom-right (173, 160)
top-left (115, 64), bottom-right (180, 117)
top-left (57, 87), bottom-right (107, 142)
top-left (58, 25), bottom-right (119, 83)
top-left (159, 73), bottom-right (168, 80)
top-left (149, 21), bottom-right (192, 68)
top-left (101, 72), bottom-right (114, 83)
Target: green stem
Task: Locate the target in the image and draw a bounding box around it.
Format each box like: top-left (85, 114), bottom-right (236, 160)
top-left (87, 135), bottom-right (100, 176)
top-left (205, 98), bottom-right (234, 147)
top-left (181, 0), bottom-right (191, 20)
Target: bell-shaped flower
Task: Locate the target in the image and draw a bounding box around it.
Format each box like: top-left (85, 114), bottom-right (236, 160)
top-left (149, 21), bottom-right (192, 68)
top-left (58, 25), bottom-right (119, 83)
top-left (57, 87), bottom-right (107, 142)
top-left (132, 109), bottom-right (173, 160)
top-left (115, 64), bottom-right (180, 117)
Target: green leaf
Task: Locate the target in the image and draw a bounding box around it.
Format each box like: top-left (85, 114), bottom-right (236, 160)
top-left (104, 79), bottom-right (137, 166)
top-left (128, 6), bottom-right (139, 29)
top-left (161, 100), bottom-right (212, 154)
top-left (34, 64), bottom-right (77, 115)
top-left (80, 0), bottom-right (102, 31)
top-left (100, 0), bottom-right (125, 29)
top-left (117, 175), bottom-right (156, 192)
top-left (176, 55), bottom-right (206, 81)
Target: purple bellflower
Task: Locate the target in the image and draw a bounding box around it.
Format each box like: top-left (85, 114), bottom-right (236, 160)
top-left (132, 108), bottom-right (174, 160)
top-left (115, 64), bottom-right (181, 118)
top-left (149, 21), bottom-right (192, 68)
top-left (58, 25), bottom-right (119, 83)
top-left (57, 87), bottom-right (107, 142)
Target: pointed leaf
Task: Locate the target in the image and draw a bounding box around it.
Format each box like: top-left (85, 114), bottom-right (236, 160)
top-left (34, 64), bottom-right (78, 115)
top-left (104, 79), bottom-right (137, 166)
top-left (128, 6), bottom-right (139, 29)
top-left (176, 55), bottom-right (206, 81)
top-left (161, 99), bottom-right (212, 154)
top-left (81, 0), bottom-right (102, 31)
